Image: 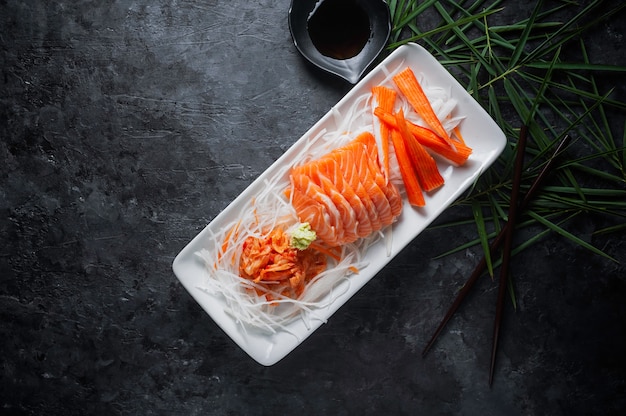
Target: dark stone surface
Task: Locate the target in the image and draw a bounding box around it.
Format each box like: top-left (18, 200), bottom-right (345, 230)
top-left (1, 1), bottom-right (624, 415)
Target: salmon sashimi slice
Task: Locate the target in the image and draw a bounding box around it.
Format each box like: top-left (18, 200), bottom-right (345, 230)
top-left (292, 158), bottom-right (359, 244)
top-left (310, 152), bottom-right (373, 243)
top-left (290, 185), bottom-right (339, 246)
top-left (290, 173), bottom-right (343, 245)
top-left (354, 132), bottom-right (404, 218)
top-left (333, 143), bottom-right (383, 231)
top-left (350, 142), bottom-right (396, 227)
top-left (354, 131), bottom-right (380, 162)
top-left (314, 155), bottom-right (373, 239)
top-left (289, 133), bottom-right (404, 247)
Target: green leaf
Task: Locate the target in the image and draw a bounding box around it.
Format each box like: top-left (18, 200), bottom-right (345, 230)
top-left (472, 199), bottom-right (494, 277)
top-left (525, 46), bottom-right (560, 126)
top-left (509, 0), bottom-right (544, 68)
top-left (389, 0), bottom-right (626, 296)
top-left (389, 7), bottom-right (502, 50)
top-left (525, 62), bottom-right (626, 72)
top-left (526, 210), bottom-right (619, 263)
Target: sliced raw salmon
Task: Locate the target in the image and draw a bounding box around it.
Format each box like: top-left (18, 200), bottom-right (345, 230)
top-left (290, 173), bottom-right (341, 245)
top-left (354, 132), bottom-right (403, 218)
top-left (312, 156), bottom-right (373, 238)
top-left (289, 133), bottom-right (403, 247)
top-left (292, 158), bottom-right (358, 245)
top-left (332, 143), bottom-right (380, 227)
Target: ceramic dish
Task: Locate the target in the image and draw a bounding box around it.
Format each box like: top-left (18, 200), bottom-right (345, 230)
top-left (172, 43), bottom-right (507, 366)
top-left (288, 0), bottom-right (391, 84)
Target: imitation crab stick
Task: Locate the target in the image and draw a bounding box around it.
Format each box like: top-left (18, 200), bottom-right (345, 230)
top-left (373, 107), bottom-right (472, 166)
top-left (395, 109), bottom-right (444, 192)
top-left (411, 122), bottom-right (471, 166)
top-left (390, 128), bottom-right (425, 207)
top-left (372, 85), bottom-right (396, 179)
top-left (393, 67), bottom-right (455, 148)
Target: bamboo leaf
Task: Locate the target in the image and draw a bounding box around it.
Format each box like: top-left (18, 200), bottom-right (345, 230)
top-left (522, 0), bottom-right (622, 65)
top-left (389, 8), bottom-right (503, 50)
top-left (526, 210), bottom-right (619, 263)
top-left (526, 45), bottom-right (560, 126)
top-left (507, 273), bottom-right (517, 311)
top-left (622, 120), bottom-right (626, 175)
top-left (594, 222), bottom-right (626, 236)
top-left (525, 62), bottom-right (626, 72)
top-left (472, 199), bottom-right (494, 277)
top-left (390, 0), bottom-right (625, 276)
top-left (509, 0), bottom-right (544, 68)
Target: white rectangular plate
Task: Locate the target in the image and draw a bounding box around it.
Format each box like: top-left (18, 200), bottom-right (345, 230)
top-left (172, 43), bottom-right (507, 366)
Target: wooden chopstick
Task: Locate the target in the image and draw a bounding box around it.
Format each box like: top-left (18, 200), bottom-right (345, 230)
top-left (422, 133), bottom-right (572, 358)
top-left (489, 125), bottom-right (528, 386)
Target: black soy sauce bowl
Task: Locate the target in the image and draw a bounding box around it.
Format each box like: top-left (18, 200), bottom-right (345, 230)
top-left (288, 0), bottom-right (392, 84)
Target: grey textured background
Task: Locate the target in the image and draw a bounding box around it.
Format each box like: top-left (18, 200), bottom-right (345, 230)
top-left (1, 1), bottom-right (625, 415)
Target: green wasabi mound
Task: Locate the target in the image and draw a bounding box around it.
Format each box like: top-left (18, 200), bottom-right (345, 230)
top-left (290, 222), bottom-right (317, 250)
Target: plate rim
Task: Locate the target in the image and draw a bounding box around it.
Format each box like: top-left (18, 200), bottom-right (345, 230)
top-left (172, 42), bottom-right (507, 366)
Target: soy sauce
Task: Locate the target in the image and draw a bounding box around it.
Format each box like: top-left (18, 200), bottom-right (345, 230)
top-left (307, 0), bottom-right (371, 60)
